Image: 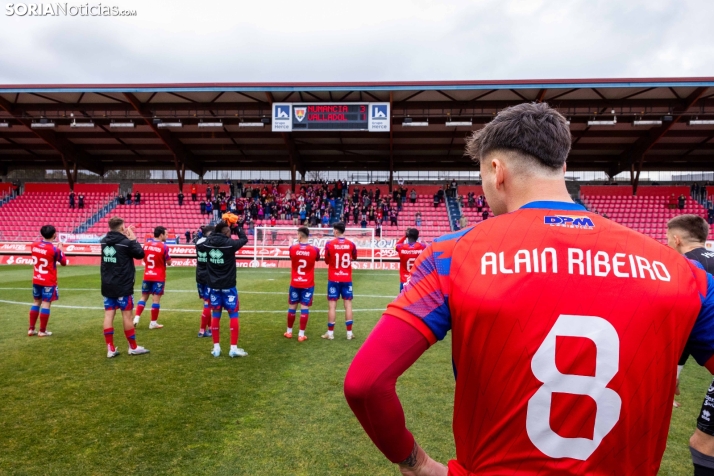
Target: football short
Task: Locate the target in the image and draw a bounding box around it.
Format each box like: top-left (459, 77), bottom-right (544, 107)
top-left (32, 284), bottom-right (59, 302)
top-left (141, 280), bottom-right (165, 296)
top-left (289, 286), bottom-right (314, 306)
top-left (196, 283), bottom-right (210, 300)
top-left (327, 281), bottom-right (353, 301)
top-left (698, 378), bottom-right (714, 436)
top-left (103, 295), bottom-right (134, 311)
top-left (209, 287), bottom-right (239, 313)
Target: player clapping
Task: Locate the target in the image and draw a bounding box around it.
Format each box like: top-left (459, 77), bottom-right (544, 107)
top-left (395, 228), bottom-right (425, 292)
top-left (100, 217), bottom-right (149, 358)
top-left (133, 226), bottom-right (172, 329)
top-left (285, 226), bottom-right (320, 342)
top-left (28, 225), bottom-right (67, 337)
top-left (322, 222), bottom-right (357, 340)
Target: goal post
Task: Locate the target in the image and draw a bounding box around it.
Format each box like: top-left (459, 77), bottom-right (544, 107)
top-left (252, 226), bottom-right (375, 267)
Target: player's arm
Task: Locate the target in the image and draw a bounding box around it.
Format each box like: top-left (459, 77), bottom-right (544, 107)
top-left (55, 244), bottom-right (68, 266)
top-left (685, 263), bottom-right (714, 373)
top-left (164, 244), bottom-right (172, 265)
top-left (396, 235), bottom-right (406, 250)
top-left (352, 242), bottom-right (358, 260)
top-left (127, 232), bottom-right (145, 260)
top-left (344, 246), bottom-right (450, 474)
top-left (231, 226), bottom-right (249, 251)
top-left (324, 244), bottom-right (331, 264)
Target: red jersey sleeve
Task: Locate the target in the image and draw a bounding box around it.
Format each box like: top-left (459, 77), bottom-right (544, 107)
top-left (351, 241), bottom-right (358, 260)
top-left (386, 237), bottom-right (455, 345)
top-left (56, 246), bottom-right (67, 266)
top-left (395, 235), bottom-right (406, 251)
top-left (324, 242), bottom-right (331, 264)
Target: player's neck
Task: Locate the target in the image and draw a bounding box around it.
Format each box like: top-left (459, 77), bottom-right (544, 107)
top-left (681, 242), bottom-right (705, 254)
top-left (504, 177), bottom-right (573, 213)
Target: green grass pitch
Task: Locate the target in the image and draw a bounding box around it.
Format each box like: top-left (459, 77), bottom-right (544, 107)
top-left (0, 265), bottom-right (706, 475)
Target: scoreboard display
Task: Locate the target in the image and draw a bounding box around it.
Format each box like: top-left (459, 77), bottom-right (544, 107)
top-left (272, 102), bottom-right (390, 133)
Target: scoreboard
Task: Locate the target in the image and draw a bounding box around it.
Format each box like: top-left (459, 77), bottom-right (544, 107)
top-left (272, 102), bottom-right (390, 132)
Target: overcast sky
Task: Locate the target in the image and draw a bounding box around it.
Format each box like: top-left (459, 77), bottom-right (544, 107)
top-left (0, 0), bottom-right (712, 84)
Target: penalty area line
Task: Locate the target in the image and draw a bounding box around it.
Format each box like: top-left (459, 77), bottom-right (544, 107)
top-left (0, 299), bottom-right (388, 314)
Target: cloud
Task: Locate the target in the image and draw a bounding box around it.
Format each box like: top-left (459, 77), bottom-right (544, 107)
top-left (0, 0), bottom-right (711, 83)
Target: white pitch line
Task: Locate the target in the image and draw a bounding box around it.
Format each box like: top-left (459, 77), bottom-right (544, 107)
top-left (0, 299), bottom-right (388, 314)
top-left (0, 287), bottom-right (397, 299)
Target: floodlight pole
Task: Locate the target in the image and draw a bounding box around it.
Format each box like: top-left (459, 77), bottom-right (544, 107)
top-left (388, 92), bottom-right (394, 193)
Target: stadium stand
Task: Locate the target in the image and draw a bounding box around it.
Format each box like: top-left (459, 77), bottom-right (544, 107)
top-left (0, 183), bottom-right (117, 242)
top-left (580, 186), bottom-right (714, 242)
top-left (456, 185), bottom-right (492, 226)
top-left (84, 187), bottom-right (214, 243)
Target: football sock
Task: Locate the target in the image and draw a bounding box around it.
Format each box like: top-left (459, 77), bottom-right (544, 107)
top-left (287, 309), bottom-right (297, 330)
top-left (327, 322), bottom-right (335, 337)
top-left (200, 301), bottom-right (211, 331)
top-left (29, 305), bottom-right (40, 330)
top-left (300, 309), bottom-right (309, 332)
top-left (211, 316), bottom-right (221, 344)
top-left (151, 303), bottom-right (160, 322)
top-left (39, 308), bottom-right (50, 332)
top-left (124, 329), bottom-right (138, 350)
top-left (136, 300), bottom-right (146, 316)
top-left (345, 320), bottom-right (353, 332)
top-left (104, 327), bottom-right (115, 351)
top-left (229, 314), bottom-right (239, 346)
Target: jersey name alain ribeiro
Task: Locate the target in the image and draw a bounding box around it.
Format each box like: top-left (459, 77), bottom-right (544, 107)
top-left (388, 201), bottom-right (714, 475)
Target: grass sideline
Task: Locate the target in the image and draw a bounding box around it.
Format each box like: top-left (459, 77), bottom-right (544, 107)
top-left (0, 265), bottom-right (705, 475)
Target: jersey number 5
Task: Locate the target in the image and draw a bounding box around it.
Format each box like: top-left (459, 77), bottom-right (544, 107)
top-left (146, 254), bottom-right (155, 269)
top-left (526, 314), bottom-right (621, 460)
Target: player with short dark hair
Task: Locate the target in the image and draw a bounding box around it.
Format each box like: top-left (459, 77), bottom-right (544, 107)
top-left (195, 225), bottom-right (215, 337)
top-left (344, 102), bottom-right (714, 475)
top-left (322, 222), bottom-right (357, 340)
top-left (285, 226), bottom-right (320, 342)
top-left (101, 216), bottom-right (149, 358)
top-left (205, 218), bottom-right (248, 358)
top-left (395, 228), bottom-right (426, 292)
top-left (133, 226), bottom-right (172, 329)
top-left (667, 214), bottom-right (714, 476)
top-left (28, 225), bottom-right (67, 337)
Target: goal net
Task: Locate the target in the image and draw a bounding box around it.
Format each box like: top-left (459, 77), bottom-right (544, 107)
top-left (252, 226), bottom-right (375, 267)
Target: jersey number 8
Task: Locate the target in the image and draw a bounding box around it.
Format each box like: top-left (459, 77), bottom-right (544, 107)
top-left (526, 314), bottom-right (621, 461)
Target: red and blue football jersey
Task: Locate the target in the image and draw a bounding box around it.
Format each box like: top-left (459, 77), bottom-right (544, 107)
top-left (31, 240), bottom-right (67, 286)
top-left (396, 237), bottom-right (426, 284)
top-left (290, 242), bottom-right (320, 288)
top-left (387, 201), bottom-right (714, 475)
top-left (142, 241), bottom-right (170, 282)
top-left (324, 237), bottom-right (357, 283)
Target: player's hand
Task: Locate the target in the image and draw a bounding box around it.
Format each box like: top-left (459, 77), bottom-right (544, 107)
top-left (56, 241), bottom-right (64, 252)
top-left (125, 225), bottom-right (137, 241)
top-left (398, 443), bottom-right (447, 476)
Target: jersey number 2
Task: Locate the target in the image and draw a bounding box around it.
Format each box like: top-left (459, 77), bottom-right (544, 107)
top-left (526, 314), bottom-right (621, 460)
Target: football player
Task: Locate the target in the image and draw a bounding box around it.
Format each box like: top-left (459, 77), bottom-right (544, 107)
top-left (285, 226), bottom-right (320, 342)
top-left (395, 228), bottom-right (426, 292)
top-left (323, 222), bottom-right (357, 340)
top-left (134, 226), bottom-right (172, 329)
top-left (28, 225), bottom-right (67, 337)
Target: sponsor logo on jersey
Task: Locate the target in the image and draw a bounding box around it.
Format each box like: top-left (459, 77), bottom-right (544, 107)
top-left (103, 246), bottom-right (117, 263)
top-left (209, 248), bottom-right (224, 264)
top-left (544, 215), bottom-right (595, 229)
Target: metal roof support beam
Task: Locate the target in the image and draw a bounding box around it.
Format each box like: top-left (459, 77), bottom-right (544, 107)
top-left (619, 86), bottom-right (708, 179)
top-left (122, 92), bottom-right (203, 187)
top-left (389, 91), bottom-right (394, 192)
top-left (0, 96), bottom-right (103, 176)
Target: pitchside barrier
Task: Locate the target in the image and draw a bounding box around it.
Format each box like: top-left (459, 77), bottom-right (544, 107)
top-left (0, 227), bottom-right (410, 269)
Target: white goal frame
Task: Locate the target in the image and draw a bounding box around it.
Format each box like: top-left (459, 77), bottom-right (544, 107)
top-left (252, 226), bottom-right (375, 267)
